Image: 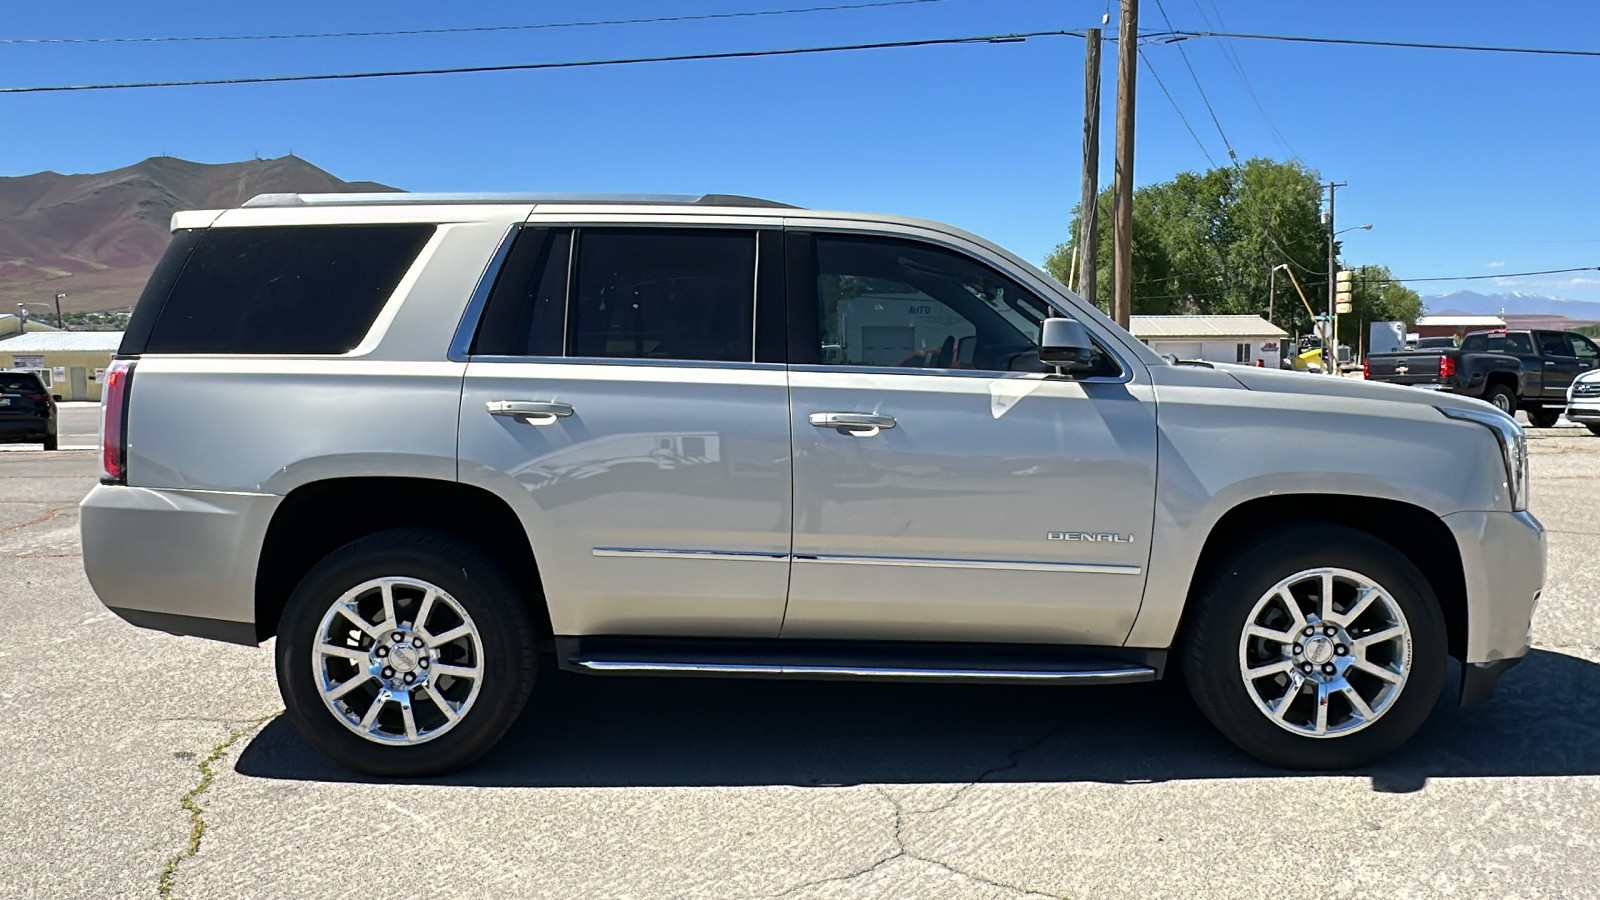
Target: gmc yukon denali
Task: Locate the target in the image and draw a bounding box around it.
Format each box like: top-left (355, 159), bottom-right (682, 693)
top-left (80, 193), bottom-right (1545, 776)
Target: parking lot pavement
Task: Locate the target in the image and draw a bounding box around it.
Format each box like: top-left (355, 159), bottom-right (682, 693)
top-left (2, 438), bottom-right (1598, 900)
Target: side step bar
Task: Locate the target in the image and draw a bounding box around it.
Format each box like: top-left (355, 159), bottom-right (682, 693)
top-left (556, 637), bottom-right (1162, 686)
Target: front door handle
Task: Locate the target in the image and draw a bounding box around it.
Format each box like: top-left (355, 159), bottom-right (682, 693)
top-left (809, 411), bottom-right (897, 436)
top-left (487, 400), bottom-right (575, 424)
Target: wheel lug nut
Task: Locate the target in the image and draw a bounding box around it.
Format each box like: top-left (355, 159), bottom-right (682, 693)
top-left (413, 637), bottom-right (425, 649)
top-left (404, 673), bottom-right (416, 684)
top-left (382, 666), bottom-right (395, 678)
top-left (375, 647), bottom-right (389, 658)
top-left (1334, 645), bottom-right (1348, 656)
top-left (1324, 626), bottom-right (1337, 637)
top-left (1304, 627), bottom-right (1316, 636)
top-left (392, 632), bottom-right (405, 642)
top-left (1302, 663), bottom-right (1314, 674)
top-left (418, 658), bottom-right (429, 669)
top-left (1293, 643), bottom-right (1304, 654)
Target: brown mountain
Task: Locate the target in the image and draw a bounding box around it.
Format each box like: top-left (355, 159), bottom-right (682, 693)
top-left (0, 155), bottom-right (397, 313)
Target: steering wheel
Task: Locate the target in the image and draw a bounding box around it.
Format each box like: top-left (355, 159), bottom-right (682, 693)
top-left (932, 334), bottom-right (956, 369)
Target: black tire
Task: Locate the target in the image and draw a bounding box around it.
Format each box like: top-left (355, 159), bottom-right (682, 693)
top-left (276, 528), bottom-right (537, 777)
top-left (1181, 524), bottom-right (1447, 770)
top-left (41, 434), bottom-right (57, 451)
top-left (1587, 424), bottom-right (1600, 437)
top-left (1526, 409), bottom-right (1561, 428)
top-left (1482, 384), bottom-right (1516, 416)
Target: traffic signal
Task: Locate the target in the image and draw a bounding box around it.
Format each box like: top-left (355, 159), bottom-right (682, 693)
top-left (1335, 270), bottom-right (1354, 315)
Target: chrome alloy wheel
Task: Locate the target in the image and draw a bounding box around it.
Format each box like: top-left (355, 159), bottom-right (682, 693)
top-left (313, 577), bottom-right (485, 745)
top-left (1237, 567), bottom-right (1412, 738)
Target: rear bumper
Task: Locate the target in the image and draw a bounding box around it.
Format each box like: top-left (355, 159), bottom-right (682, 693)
top-left (80, 484), bottom-right (280, 644)
top-left (1442, 509), bottom-right (1544, 668)
top-left (0, 417), bottom-right (54, 439)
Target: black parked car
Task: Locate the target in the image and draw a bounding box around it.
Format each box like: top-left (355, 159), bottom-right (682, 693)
top-left (0, 371), bottom-right (58, 450)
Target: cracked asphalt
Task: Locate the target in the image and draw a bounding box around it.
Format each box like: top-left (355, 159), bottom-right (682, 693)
top-left (2, 428), bottom-right (1599, 900)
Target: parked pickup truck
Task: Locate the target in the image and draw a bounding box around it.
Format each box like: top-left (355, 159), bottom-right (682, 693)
top-left (1365, 328), bottom-right (1600, 426)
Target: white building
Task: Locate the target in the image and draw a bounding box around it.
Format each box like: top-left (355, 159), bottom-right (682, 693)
top-left (1129, 315), bottom-right (1289, 366)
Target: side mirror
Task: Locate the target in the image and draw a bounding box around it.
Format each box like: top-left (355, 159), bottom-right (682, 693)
top-left (1039, 318), bottom-right (1097, 374)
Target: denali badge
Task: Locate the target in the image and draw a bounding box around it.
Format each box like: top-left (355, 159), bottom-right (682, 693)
top-left (1048, 531), bottom-right (1135, 543)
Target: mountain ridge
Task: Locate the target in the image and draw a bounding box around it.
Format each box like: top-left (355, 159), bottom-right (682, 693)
top-left (0, 155), bottom-right (396, 313)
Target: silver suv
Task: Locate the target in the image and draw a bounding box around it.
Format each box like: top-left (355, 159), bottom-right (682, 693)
top-left (81, 193), bottom-right (1544, 776)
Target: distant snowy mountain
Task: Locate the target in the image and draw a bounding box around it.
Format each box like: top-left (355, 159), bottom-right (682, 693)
top-left (1423, 290), bottom-right (1600, 322)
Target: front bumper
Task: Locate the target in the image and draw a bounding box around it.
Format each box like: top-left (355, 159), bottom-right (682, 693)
top-left (1564, 400), bottom-right (1600, 423)
top-left (1441, 507), bottom-right (1544, 672)
top-left (80, 484), bottom-right (281, 645)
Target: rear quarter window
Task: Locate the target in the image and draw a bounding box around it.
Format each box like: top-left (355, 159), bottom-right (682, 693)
top-left (0, 374), bottom-right (44, 392)
top-left (140, 224), bottom-right (435, 355)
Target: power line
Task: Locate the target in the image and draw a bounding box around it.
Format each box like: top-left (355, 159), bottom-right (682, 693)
top-left (1137, 49), bottom-right (1217, 168)
top-left (1159, 30), bottom-right (1600, 59)
top-left (1, 0), bottom-right (958, 45)
top-left (1149, 0), bottom-right (1239, 165)
top-left (1187, 0), bottom-right (1298, 159)
top-left (1377, 266), bottom-right (1600, 283)
top-left (0, 31), bottom-right (1077, 95)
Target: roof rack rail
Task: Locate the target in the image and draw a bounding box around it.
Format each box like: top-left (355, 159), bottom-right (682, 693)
top-left (241, 192), bottom-right (798, 209)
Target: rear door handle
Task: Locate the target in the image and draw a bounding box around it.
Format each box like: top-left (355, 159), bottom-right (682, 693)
top-left (487, 400), bottom-right (575, 424)
top-left (809, 412), bottom-right (896, 436)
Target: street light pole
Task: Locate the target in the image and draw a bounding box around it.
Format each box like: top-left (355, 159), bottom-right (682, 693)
top-left (53, 293), bottom-right (64, 329)
top-left (1268, 263), bottom-right (1289, 367)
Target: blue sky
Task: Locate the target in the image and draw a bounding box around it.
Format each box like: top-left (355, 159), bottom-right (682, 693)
top-left (4, 1), bottom-right (1599, 302)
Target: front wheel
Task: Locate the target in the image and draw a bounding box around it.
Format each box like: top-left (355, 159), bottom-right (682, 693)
top-left (1526, 409), bottom-right (1561, 428)
top-left (1181, 524), bottom-right (1446, 769)
top-left (41, 434), bottom-right (57, 451)
top-left (1587, 424), bottom-right (1600, 437)
top-left (276, 528), bottom-right (537, 777)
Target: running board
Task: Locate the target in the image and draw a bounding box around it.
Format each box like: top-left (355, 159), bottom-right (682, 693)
top-left (556, 637), bottom-right (1162, 686)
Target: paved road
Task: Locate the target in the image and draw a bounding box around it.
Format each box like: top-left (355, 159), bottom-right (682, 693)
top-left (2, 435), bottom-right (1597, 899)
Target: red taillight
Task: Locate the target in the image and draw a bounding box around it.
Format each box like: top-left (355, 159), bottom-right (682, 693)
top-left (100, 359), bottom-right (135, 483)
top-left (1439, 355), bottom-right (1457, 379)
top-left (1362, 358), bottom-right (1370, 379)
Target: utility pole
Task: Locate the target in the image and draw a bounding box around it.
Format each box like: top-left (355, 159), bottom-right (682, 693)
top-left (1323, 180), bottom-right (1346, 372)
top-left (1077, 27), bottom-right (1102, 308)
top-left (1111, 0), bottom-right (1138, 329)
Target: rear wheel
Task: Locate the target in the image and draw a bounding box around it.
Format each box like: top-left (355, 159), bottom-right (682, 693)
top-left (276, 528), bottom-right (537, 777)
top-left (1483, 384), bottom-right (1515, 415)
top-left (1588, 424), bottom-right (1600, 437)
top-left (1526, 409), bottom-right (1561, 428)
top-left (41, 434), bottom-right (57, 451)
top-left (1182, 524), bottom-right (1446, 769)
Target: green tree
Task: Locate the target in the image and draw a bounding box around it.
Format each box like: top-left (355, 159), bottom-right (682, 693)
top-left (1048, 158), bottom-right (1357, 337)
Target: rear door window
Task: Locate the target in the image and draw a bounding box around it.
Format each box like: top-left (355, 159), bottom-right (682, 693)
top-left (568, 229), bottom-right (756, 363)
top-left (1460, 334), bottom-right (1487, 353)
top-left (142, 224), bottom-right (436, 354)
top-left (1505, 332), bottom-right (1534, 355)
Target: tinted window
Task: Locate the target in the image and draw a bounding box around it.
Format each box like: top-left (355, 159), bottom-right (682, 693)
top-left (472, 228), bottom-right (570, 357)
top-left (569, 229), bottom-right (755, 363)
top-left (144, 225), bottom-right (435, 354)
top-left (814, 235), bottom-right (1075, 374)
top-left (1573, 335), bottom-right (1600, 359)
top-left (1460, 334), bottom-right (1486, 353)
top-left (1505, 332), bottom-right (1534, 354)
top-left (1538, 332), bottom-right (1572, 357)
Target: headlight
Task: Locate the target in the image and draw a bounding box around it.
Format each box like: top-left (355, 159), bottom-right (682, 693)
top-left (1439, 405), bottom-right (1528, 511)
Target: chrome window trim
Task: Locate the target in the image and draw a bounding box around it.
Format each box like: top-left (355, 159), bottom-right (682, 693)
top-left (572, 660), bottom-right (1157, 682)
top-left (787, 362), bottom-right (1130, 385)
top-left (469, 356), bottom-right (786, 372)
top-left (447, 224), bottom-right (521, 363)
top-left (593, 548), bottom-right (788, 562)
